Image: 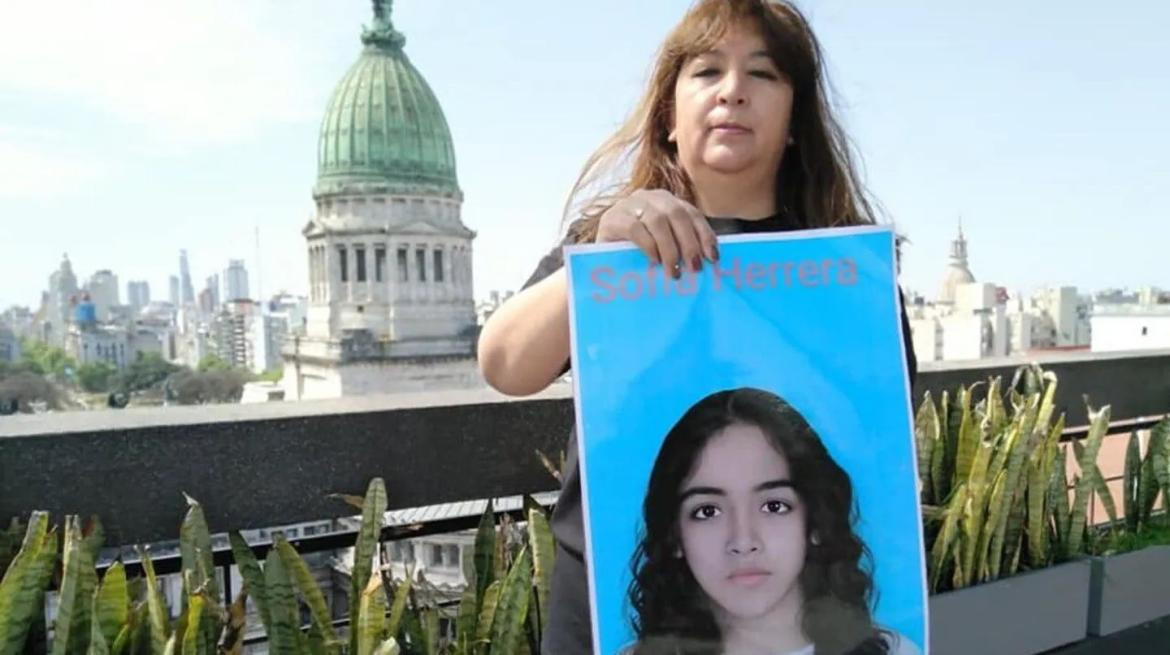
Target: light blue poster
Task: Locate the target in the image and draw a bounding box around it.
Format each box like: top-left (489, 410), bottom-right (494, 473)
top-left (565, 225), bottom-right (927, 655)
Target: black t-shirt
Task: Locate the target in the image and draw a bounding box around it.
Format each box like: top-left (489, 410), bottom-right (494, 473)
top-left (520, 214), bottom-right (919, 558)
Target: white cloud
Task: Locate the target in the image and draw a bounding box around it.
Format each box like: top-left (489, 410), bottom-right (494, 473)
top-left (0, 1), bottom-right (332, 150)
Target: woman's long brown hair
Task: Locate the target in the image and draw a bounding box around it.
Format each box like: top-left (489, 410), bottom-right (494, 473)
top-left (563, 0), bottom-right (877, 244)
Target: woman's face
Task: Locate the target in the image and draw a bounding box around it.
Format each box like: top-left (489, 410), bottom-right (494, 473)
top-left (670, 23), bottom-right (794, 183)
top-left (677, 422), bottom-right (807, 622)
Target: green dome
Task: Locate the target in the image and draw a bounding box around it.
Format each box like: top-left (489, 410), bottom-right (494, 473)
top-left (315, 3), bottom-right (459, 198)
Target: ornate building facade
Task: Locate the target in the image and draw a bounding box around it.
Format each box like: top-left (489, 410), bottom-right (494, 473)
top-left (283, 1), bottom-right (481, 399)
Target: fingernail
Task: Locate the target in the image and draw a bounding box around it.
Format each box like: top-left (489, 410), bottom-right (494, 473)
top-left (691, 255), bottom-right (702, 272)
top-left (712, 244), bottom-right (720, 261)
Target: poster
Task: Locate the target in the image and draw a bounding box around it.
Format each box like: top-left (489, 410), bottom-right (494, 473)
top-left (565, 225), bottom-right (927, 655)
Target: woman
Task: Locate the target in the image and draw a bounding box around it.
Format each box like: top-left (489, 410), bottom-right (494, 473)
top-left (476, 1), bottom-right (918, 652)
top-left (626, 387), bottom-right (920, 655)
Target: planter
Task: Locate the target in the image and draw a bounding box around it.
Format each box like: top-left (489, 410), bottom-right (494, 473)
top-left (1088, 545), bottom-right (1170, 636)
top-left (928, 559), bottom-right (1092, 655)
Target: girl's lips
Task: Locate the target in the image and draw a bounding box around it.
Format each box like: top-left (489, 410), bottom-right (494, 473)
top-left (712, 124), bottom-right (751, 134)
top-left (728, 570), bottom-right (771, 587)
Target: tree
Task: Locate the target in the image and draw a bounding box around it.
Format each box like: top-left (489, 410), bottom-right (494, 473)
top-left (257, 367), bottom-right (284, 383)
top-left (112, 352), bottom-right (180, 393)
top-left (197, 354), bottom-right (233, 373)
top-left (19, 339), bottom-right (74, 379)
top-left (165, 369), bottom-right (247, 405)
top-left (0, 372), bottom-right (65, 413)
top-left (76, 362), bottom-right (117, 393)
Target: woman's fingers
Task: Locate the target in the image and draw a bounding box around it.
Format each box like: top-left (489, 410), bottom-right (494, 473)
top-left (640, 201), bottom-right (682, 278)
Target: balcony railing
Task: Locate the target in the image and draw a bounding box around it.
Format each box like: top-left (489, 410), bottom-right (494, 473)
top-left (3, 348), bottom-right (1170, 653)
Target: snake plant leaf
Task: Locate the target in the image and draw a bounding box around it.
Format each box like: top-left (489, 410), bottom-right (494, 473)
top-left (1149, 417), bottom-right (1170, 514)
top-left (527, 508), bottom-right (554, 634)
top-left (263, 548), bottom-right (300, 655)
top-left (180, 593), bottom-right (204, 655)
top-left (228, 532), bottom-right (269, 637)
top-left (490, 547), bottom-right (532, 655)
top-left (87, 586), bottom-right (110, 655)
top-left (95, 562), bottom-right (128, 650)
top-left (386, 574), bottom-right (412, 640)
top-left (357, 572), bottom-right (387, 655)
top-left (52, 516), bottom-right (98, 655)
top-left (162, 634), bottom-right (176, 655)
top-left (137, 547), bottom-right (171, 655)
top-left (931, 484), bottom-right (966, 592)
top-left (914, 394), bottom-right (940, 506)
top-left (959, 433), bottom-right (994, 587)
top-left (178, 494), bottom-right (218, 603)
top-left (1072, 440), bottom-right (1119, 528)
top-left (274, 536), bottom-right (337, 645)
top-left (474, 502), bottom-right (497, 608)
top-left (1123, 430), bottom-right (1141, 531)
top-left (422, 607), bottom-right (440, 655)
top-left (0, 511), bottom-right (52, 655)
top-left (350, 479), bottom-right (388, 655)
top-left (1067, 404), bottom-right (1111, 555)
top-left (1049, 445), bottom-right (1072, 560)
top-left (218, 587), bottom-right (248, 655)
top-left (1138, 449), bottom-right (1159, 528)
top-left (475, 580), bottom-right (503, 646)
top-left (954, 387), bottom-right (978, 485)
top-left (455, 577), bottom-right (478, 653)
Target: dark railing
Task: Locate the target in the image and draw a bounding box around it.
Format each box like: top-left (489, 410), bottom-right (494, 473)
top-left (3, 349), bottom-right (1169, 551)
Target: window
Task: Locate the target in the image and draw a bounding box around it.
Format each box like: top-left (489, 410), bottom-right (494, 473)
top-left (416, 248), bottom-right (426, 281)
top-left (337, 246), bottom-right (348, 282)
top-left (397, 248), bottom-right (409, 282)
top-left (403, 542), bottom-right (415, 564)
top-left (433, 249), bottom-right (444, 282)
top-left (432, 544), bottom-right (444, 566)
top-left (1142, 326), bottom-right (1149, 336)
top-left (375, 247), bottom-right (386, 282)
top-left (303, 525), bottom-right (316, 536)
top-left (444, 545), bottom-right (459, 567)
top-left (355, 246), bottom-right (367, 282)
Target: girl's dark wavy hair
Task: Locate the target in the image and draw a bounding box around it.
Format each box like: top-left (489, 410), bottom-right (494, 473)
top-left (626, 388), bottom-right (889, 655)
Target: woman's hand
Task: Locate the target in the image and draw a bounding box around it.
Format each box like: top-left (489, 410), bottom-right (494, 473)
top-left (595, 189), bottom-right (719, 278)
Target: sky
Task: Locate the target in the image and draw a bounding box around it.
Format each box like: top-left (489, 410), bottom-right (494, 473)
top-left (1, 0), bottom-right (1167, 311)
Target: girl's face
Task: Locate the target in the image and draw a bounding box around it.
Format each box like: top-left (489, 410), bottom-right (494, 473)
top-left (676, 422), bottom-right (807, 622)
top-left (670, 22), bottom-right (794, 183)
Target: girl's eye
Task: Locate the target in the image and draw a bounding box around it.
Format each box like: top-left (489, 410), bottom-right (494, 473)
top-left (762, 500), bottom-right (792, 515)
top-left (750, 70), bottom-right (779, 80)
top-left (690, 504), bottom-right (721, 520)
top-left (694, 67), bottom-right (719, 77)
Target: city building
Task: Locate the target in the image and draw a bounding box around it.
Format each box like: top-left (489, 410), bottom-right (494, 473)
top-left (126, 280), bottom-right (151, 312)
top-left (1091, 287), bottom-right (1170, 352)
top-left (223, 260), bottom-right (249, 302)
top-left (282, 2), bottom-right (481, 399)
top-left (169, 275), bottom-right (181, 306)
top-left (205, 274), bottom-right (221, 311)
top-left (0, 326), bottom-right (19, 363)
top-left (179, 250), bottom-right (196, 306)
top-left (85, 270), bottom-right (120, 322)
top-left (40, 255), bottom-right (79, 347)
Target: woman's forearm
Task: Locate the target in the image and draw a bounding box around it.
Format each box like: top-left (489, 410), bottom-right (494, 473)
top-left (477, 269), bottom-right (571, 396)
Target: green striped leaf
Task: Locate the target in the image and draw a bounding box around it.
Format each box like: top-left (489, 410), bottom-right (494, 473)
top-left (474, 580), bottom-right (502, 646)
top-left (386, 575), bottom-right (412, 641)
top-left (274, 536), bottom-right (337, 645)
top-left (350, 479), bottom-right (387, 655)
top-left (357, 573), bottom-right (386, 655)
top-left (87, 586), bottom-right (110, 655)
top-left (228, 533), bottom-right (269, 636)
top-left (53, 516), bottom-right (98, 655)
top-left (180, 594), bottom-right (204, 655)
top-left (914, 393), bottom-right (940, 505)
top-left (1123, 430), bottom-right (1141, 531)
top-left (0, 512), bottom-right (53, 655)
top-left (138, 548), bottom-right (171, 655)
top-left (489, 547), bottom-right (532, 655)
top-left (1067, 404), bottom-right (1111, 555)
top-left (179, 495), bottom-right (218, 603)
top-left (220, 587), bottom-right (248, 655)
top-left (96, 562), bottom-right (128, 650)
top-left (263, 549), bottom-right (300, 655)
top-left (474, 502), bottom-right (497, 608)
top-left (455, 578), bottom-right (478, 653)
top-left (373, 637), bottom-right (401, 655)
top-left (527, 508), bottom-right (554, 635)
